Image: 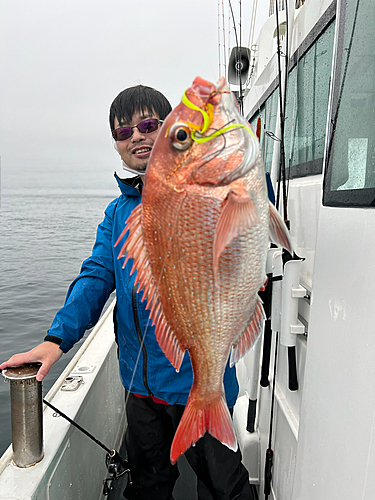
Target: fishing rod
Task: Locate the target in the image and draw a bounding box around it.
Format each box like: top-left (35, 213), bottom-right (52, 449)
top-left (262, 2), bottom-right (295, 498)
top-left (0, 365), bottom-right (129, 494)
top-left (264, 332), bottom-right (279, 500)
top-left (259, 273), bottom-right (274, 389)
top-left (43, 398), bottom-right (130, 496)
top-left (274, 0), bottom-right (289, 230)
top-left (228, 0), bottom-right (244, 115)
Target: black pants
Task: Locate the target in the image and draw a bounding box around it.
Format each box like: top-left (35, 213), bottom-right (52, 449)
top-left (123, 392), bottom-right (254, 500)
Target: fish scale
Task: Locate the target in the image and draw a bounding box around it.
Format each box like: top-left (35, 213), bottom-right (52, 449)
top-left (116, 76), bottom-right (293, 464)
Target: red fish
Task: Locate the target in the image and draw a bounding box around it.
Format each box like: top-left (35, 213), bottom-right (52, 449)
top-left (116, 76), bottom-right (292, 464)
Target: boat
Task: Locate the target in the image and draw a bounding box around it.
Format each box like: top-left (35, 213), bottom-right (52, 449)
top-left (1, 0), bottom-right (374, 498)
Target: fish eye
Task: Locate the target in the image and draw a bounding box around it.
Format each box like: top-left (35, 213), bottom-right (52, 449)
top-left (169, 123), bottom-right (193, 151)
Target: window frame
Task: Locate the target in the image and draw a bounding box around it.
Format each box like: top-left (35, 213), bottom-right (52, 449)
top-left (323, 0), bottom-right (375, 207)
top-left (247, 1), bottom-right (337, 180)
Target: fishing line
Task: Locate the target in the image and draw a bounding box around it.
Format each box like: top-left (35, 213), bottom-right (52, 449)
top-left (283, 0), bottom-right (291, 212)
top-left (287, 46), bottom-right (301, 202)
top-left (218, 0), bottom-right (222, 78)
top-left (244, 0), bottom-right (258, 93)
top-left (123, 157), bottom-right (193, 410)
top-left (239, 0), bottom-right (242, 48)
top-left (124, 315), bottom-right (152, 410)
top-left (262, 104), bottom-right (267, 159)
top-left (125, 88), bottom-right (254, 407)
top-left (286, 89), bottom-right (300, 201)
top-left (275, 0), bottom-right (283, 214)
top-left (128, 191), bottom-right (190, 404)
top-left (192, 123), bottom-right (254, 143)
top-left (194, 129), bottom-right (228, 177)
top-left (238, 0), bottom-right (243, 115)
top-left (43, 397), bottom-right (130, 495)
top-left (247, 0), bottom-right (258, 50)
top-left (221, 0), bottom-right (227, 78)
top-left (118, 181), bottom-right (189, 407)
top-left (43, 398), bottom-right (113, 454)
top-left (227, 0), bottom-right (244, 114)
top-left (123, 192), bottom-right (187, 405)
top-left (182, 90), bottom-right (255, 142)
top-left (116, 226), bottom-right (154, 409)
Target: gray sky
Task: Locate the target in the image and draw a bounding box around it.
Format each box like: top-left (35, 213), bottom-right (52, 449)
top-left (0, 0), bottom-right (268, 172)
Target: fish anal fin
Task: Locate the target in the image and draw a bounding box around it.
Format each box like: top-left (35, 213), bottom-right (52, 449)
top-left (214, 187), bottom-right (259, 276)
top-left (230, 299), bottom-right (265, 366)
top-left (170, 394), bottom-right (237, 464)
top-left (269, 202), bottom-right (293, 254)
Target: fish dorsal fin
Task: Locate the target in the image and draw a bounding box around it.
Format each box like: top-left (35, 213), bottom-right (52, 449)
top-left (115, 204), bottom-right (185, 372)
top-left (214, 185), bottom-right (259, 277)
top-left (269, 201), bottom-right (293, 253)
top-left (230, 298), bottom-right (265, 367)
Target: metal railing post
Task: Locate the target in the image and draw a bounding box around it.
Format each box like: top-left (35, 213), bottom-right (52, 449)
top-left (2, 364), bottom-right (44, 467)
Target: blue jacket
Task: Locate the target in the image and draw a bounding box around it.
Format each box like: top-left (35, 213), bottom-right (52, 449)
top-left (48, 175), bottom-right (239, 406)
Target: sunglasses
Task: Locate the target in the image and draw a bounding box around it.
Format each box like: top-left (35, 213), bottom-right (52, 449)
top-left (112, 118), bottom-right (163, 141)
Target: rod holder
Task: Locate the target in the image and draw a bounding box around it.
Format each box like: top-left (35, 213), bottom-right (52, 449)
top-left (2, 363), bottom-right (44, 467)
top-left (280, 259), bottom-right (306, 347)
top-left (280, 259), bottom-right (305, 392)
top-left (268, 248), bottom-right (283, 333)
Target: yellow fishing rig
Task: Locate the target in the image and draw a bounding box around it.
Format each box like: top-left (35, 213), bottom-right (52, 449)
top-left (181, 89), bottom-right (256, 143)
top-left (164, 89), bottom-right (257, 180)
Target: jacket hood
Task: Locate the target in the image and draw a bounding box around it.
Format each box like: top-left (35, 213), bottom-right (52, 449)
top-left (115, 172), bottom-right (143, 196)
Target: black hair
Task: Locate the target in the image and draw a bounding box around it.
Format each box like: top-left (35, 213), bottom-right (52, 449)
top-left (109, 85), bottom-right (172, 131)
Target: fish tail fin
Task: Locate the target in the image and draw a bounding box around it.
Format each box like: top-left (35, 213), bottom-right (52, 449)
top-left (170, 394), bottom-right (237, 464)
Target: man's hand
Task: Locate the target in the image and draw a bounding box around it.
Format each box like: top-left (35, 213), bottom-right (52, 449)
top-left (0, 342), bottom-right (63, 381)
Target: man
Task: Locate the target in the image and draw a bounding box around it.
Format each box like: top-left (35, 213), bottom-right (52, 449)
top-left (0, 85), bottom-right (253, 500)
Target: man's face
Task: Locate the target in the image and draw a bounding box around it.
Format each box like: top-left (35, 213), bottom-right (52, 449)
top-left (114, 110), bottom-right (161, 174)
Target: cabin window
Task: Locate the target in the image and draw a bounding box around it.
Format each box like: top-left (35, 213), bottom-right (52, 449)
top-left (249, 19), bottom-right (336, 179)
top-left (284, 20), bottom-right (336, 171)
top-left (250, 90), bottom-right (278, 173)
top-left (324, 0), bottom-right (375, 207)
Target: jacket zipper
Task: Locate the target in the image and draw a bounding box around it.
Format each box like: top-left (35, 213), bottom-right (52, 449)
top-left (132, 284), bottom-right (153, 396)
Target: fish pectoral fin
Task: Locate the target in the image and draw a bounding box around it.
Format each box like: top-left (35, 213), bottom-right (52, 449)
top-left (170, 394), bottom-right (237, 465)
top-left (230, 298), bottom-right (265, 366)
top-left (114, 204), bottom-right (185, 373)
top-left (269, 201), bottom-right (293, 254)
top-left (214, 187), bottom-right (259, 274)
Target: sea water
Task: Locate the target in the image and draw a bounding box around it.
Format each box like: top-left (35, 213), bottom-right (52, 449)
top-left (0, 158), bottom-right (121, 456)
